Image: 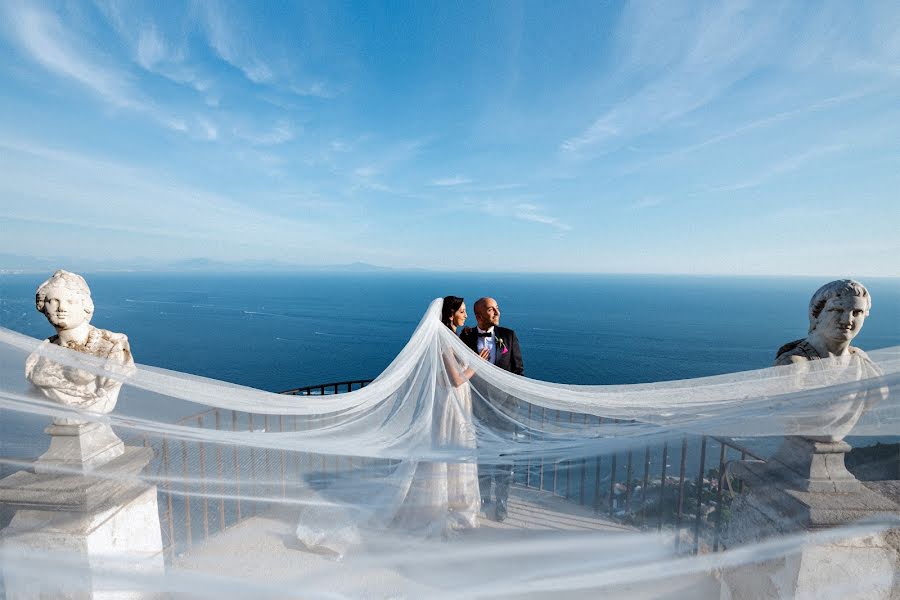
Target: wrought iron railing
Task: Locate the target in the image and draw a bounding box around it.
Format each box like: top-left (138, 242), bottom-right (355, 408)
top-left (513, 408), bottom-right (763, 553)
top-left (148, 379), bottom-right (374, 559)
top-left (281, 380), bottom-right (373, 396)
top-left (147, 379), bottom-right (763, 560)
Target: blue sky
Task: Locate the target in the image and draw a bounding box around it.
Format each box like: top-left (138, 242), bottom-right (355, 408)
top-left (0, 1), bottom-right (898, 276)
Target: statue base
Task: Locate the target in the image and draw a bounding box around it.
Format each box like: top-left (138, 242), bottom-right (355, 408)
top-left (767, 437), bottom-right (862, 493)
top-left (33, 422), bottom-right (125, 474)
top-left (0, 446), bottom-right (164, 599)
top-left (720, 438), bottom-right (899, 600)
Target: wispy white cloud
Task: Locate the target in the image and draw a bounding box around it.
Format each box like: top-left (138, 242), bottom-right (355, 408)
top-left (710, 143), bottom-right (845, 192)
top-left (354, 166), bottom-right (378, 178)
top-left (0, 137), bottom-right (353, 260)
top-left (431, 175), bottom-right (472, 187)
top-left (470, 183), bottom-right (525, 192)
top-left (562, 2), bottom-right (784, 156)
top-left (628, 196), bottom-right (663, 210)
top-left (195, 0), bottom-right (274, 84)
top-left (769, 205), bottom-right (842, 221)
top-left (136, 25), bottom-right (166, 70)
top-left (4, 5), bottom-right (145, 118)
top-left (330, 140), bottom-right (351, 153)
top-left (289, 82), bottom-right (338, 99)
top-left (468, 199), bottom-right (571, 231)
top-left (2, 2), bottom-right (192, 132)
top-left (560, 1), bottom-right (896, 158)
top-left (94, 2), bottom-right (212, 97)
top-left (197, 117), bottom-right (218, 141)
top-left (233, 120), bottom-right (296, 146)
top-left (346, 138), bottom-right (429, 190)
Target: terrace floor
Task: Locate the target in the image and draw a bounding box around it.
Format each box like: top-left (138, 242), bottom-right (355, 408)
top-left (173, 484), bottom-right (721, 598)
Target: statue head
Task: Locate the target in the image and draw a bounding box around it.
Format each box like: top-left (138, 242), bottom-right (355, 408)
top-left (807, 279), bottom-right (870, 341)
top-left (35, 270), bottom-right (94, 332)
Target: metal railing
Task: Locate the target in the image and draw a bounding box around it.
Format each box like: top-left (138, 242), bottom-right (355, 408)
top-left (148, 380), bottom-right (373, 559)
top-left (147, 379), bottom-right (763, 560)
top-left (513, 406), bottom-right (764, 553)
top-left (281, 380), bottom-right (373, 396)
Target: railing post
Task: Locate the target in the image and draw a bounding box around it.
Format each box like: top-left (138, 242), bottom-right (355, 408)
top-left (197, 415), bottom-right (209, 541)
top-left (162, 437), bottom-right (176, 559)
top-left (713, 441), bottom-right (726, 551)
top-left (608, 451), bottom-right (618, 517)
top-left (674, 437), bottom-right (688, 551)
top-left (692, 436), bottom-right (707, 554)
top-left (248, 413), bottom-right (258, 516)
top-left (232, 410), bottom-right (241, 521)
top-left (625, 449), bottom-right (634, 516)
top-left (640, 445), bottom-right (650, 527)
top-left (657, 440), bottom-right (668, 532)
top-left (525, 404), bottom-right (533, 488)
top-left (215, 409), bottom-right (225, 532)
top-left (579, 414), bottom-right (589, 505)
top-left (181, 440), bottom-right (192, 550)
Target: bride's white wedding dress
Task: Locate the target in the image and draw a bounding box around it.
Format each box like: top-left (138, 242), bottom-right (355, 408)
top-left (295, 349), bottom-right (479, 555)
top-left (392, 373), bottom-right (480, 532)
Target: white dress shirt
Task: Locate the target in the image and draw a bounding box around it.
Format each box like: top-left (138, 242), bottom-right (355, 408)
top-left (476, 327), bottom-right (496, 364)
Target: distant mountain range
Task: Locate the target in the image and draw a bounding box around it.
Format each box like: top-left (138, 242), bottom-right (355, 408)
top-left (0, 253), bottom-right (407, 274)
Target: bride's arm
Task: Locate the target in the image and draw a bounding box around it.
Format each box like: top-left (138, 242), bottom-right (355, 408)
top-left (442, 349), bottom-right (474, 388)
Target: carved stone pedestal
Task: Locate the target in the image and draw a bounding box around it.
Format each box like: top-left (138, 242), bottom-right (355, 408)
top-left (0, 447), bottom-right (164, 599)
top-left (768, 437), bottom-right (862, 493)
top-left (34, 422), bottom-right (125, 474)
top-left (720, 438), bottom-right (898, 600)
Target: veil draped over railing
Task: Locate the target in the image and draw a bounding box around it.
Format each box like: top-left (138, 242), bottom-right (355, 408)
top-left (0, 298), bottom-right (897, 598)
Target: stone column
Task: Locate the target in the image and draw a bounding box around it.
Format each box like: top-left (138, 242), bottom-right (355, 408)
top-left (720, 436), bottom-right (898, 600)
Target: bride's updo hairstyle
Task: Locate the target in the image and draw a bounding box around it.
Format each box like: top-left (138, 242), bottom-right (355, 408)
top-left (441, 296), bottom-right (464, 329)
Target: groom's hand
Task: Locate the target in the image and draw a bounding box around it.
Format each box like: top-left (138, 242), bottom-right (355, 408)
top-left (479, 348), bottom-right (491, 360)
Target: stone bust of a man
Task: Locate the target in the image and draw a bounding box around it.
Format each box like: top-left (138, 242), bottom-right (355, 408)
top-left (774, 279), bottom-right (871, 366)
top-left (25, 270), bottom-right (133, 413)
top-left (773, 279), bottom-right (885, 442)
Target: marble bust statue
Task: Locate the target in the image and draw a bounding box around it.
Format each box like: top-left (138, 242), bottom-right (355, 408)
top-left (772, 279), bottom-right (883, 446)
top-left (25, 270), bottom-right (134, 417)
top-left (774, 279), bottom-right (872, 366)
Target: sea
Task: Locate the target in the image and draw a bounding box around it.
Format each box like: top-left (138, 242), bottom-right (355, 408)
top-left (2, 272), bottom-right (899, 391)
top-left (1, 272), bottom-right (898, 523)
top-left (1, 272), bottom-right (898, 463)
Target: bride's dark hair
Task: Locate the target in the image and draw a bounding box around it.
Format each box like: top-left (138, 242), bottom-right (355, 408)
top-left (441, 296), bottom-right (464, 329)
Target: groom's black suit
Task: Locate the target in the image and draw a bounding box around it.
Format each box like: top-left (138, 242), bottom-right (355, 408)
top-left (459, 325), bottom-right (524, 520)
top-left (460, 326), bottom-right (524, 376)
top-left (459, 326), bottom-right (524, 429)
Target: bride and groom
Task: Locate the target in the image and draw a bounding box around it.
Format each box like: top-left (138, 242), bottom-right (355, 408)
top-left (295, 295), bottom-right (525, 554)
top-left (439, 295), bottom-right (524, 525)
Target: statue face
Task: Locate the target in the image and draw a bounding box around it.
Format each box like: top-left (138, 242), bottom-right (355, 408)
top-left (816, 294), bottom-right (867, 344)
top-left (41, 285), bottom-right (89, 331)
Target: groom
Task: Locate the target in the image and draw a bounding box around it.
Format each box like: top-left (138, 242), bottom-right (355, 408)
top-left (460, 297), bottom-right (524, 521)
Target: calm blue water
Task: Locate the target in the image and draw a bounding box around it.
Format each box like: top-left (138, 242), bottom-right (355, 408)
top-left (1, 273), bottom-right (897, 497)
top-left (2, 272), bottom-right (899, 392)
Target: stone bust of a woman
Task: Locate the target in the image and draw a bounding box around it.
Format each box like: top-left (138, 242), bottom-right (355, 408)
top-left (25, 270), bottom-right (133, 416)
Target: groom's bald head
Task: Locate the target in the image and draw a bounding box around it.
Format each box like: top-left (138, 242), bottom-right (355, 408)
top-left (474, 297), bottom-right (500, 329)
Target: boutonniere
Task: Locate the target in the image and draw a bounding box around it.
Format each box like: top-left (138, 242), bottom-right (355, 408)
top-left (495, 336), bottom-right (509, 355)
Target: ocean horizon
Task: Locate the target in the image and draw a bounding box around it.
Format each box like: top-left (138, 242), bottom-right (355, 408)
top-left (2, 272), bottom-right (897, 498)
top-left (2, 272), bottom-right (898, 391)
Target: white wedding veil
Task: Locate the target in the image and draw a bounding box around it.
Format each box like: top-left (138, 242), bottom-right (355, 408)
top-left (0, 298), bottom-right (897, 598)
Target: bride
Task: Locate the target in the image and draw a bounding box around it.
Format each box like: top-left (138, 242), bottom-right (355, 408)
top-left (391, 296), bottom-right (483, 532)
top-left (296, 297), bottom-right (484, 554)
